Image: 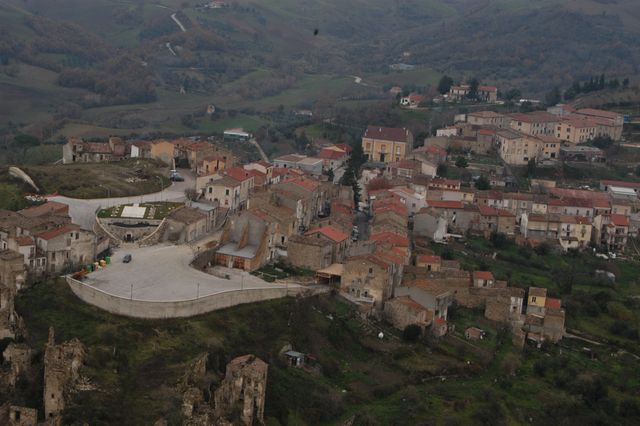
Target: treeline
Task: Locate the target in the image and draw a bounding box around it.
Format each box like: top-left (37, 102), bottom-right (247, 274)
top-left (58, 54), bottom-right (157, 105)
top-left (564, 74), bottom-right (631, 100)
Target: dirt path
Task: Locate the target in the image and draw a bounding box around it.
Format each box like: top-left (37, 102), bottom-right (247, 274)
top-left (171, 13), bottom-right (187, 32)
top-left (249, 138), bottom-right (269, 162)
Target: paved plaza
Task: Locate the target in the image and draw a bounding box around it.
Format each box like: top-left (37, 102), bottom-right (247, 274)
top-left (84, 244), bottom-right (285, 302)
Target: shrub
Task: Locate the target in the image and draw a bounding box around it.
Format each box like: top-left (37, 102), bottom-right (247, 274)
top-left (402, 324), bottom-right (422, 342)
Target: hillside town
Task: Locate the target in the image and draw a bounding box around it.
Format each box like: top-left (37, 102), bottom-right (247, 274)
top-left (0, 100), bottom-right (638, 423)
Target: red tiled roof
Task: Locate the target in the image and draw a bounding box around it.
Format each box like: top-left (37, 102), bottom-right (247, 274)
top-left (473, 271), bottom-right (494, 281)
top-left (560, 117), bottom-right (598, 128)
top-left (610, 214), bottom-right (630, 227)
top-left (364, 125), bottom-right (411, 143)
top-left (425, 200), bottom-right (464, 209)
top-left (478, 128), bottom-right (496, 136)
top-left (417, 254), bottom-right (441, 264)
top-left (318, 148), bottom-right (347, 160)
top-left (19, 201), bottom-right (69, 218)
top-left (306, 226), bottom-right (348, 243)
top-left (576, 108), bottom-right (621, 121)
top-left (370, 231), bottom-right (409, 247)
top-left (334, 143), bottom-right (353, 154)
top-left (186, 141), bottom-right (212, 151)
top-left (284, 177), bottom-right (319, 192)
top-left (225, 167), bottom-right (254, 182)
top-left (509, 111), bottom-right (558, 123)
top-left (15, 236), bottom-right (34, 246)
top-left (477, 205), bottom-right (515, 217)
top-left (36, 225), bottom-right (79, 241)
top-left (469, 111), bottom-right (502, 118)
top-left (478, 85), bottom-right (497, 92)
top-left (601, 180), bottom-right (640, 190)
top-left (395, 296), bottom-right (427, 312)
top-left (545, 297), bottom-right (562, 310)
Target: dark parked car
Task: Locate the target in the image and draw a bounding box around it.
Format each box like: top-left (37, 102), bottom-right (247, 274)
top-left (123, 254), bottom-right (132, 263)
top-left (170, 174), bottom-right (184, 182)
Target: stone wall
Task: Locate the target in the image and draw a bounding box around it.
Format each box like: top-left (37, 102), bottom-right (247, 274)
top-left (100, 217), bottom-right (162, 242)
top-left (66, 276), bottom-right (319, 319)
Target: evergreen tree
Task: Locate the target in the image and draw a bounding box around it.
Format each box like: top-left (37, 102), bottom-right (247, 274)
top-left (437, 75), bottom-right (454, 94)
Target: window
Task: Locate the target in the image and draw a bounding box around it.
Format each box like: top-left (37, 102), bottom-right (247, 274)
top-left (225, 189), bottom-right (230, 195)
top-left (368, 267), bottom-right (373, 274)
top-left (531, 296), bottom-right (537, 303)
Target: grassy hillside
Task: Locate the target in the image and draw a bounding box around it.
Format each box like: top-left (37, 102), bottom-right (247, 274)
top-left (7, 273), bottom-right (640, 425)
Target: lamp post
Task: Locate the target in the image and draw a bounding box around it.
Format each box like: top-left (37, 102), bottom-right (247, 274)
top-left (197, 282), bottom-right (200, 299)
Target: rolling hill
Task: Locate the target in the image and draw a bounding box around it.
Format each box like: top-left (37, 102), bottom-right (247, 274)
top-left (0, 0), bottom-right (639, 139)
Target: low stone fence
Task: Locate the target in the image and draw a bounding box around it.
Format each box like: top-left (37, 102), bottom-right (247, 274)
top-left (65, 276), bottom-right (319, 319)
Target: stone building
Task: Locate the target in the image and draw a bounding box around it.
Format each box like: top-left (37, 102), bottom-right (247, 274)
top-left (43, 327), bottom-right (86, 421)
top-left (164, 207), bottom-right (209, 244)
top-left (0, 404), bottom-right (38, 426)
top-left (0, 250), bottom-right (24, 339)
top-left (383, 296), bottom-right (432, 330)
top-left (2, 343), bottom-right (32, 387)
top-left (214, 355), bottom-right (268, 425)
top-left (287, 234), bottom-right (333, 270)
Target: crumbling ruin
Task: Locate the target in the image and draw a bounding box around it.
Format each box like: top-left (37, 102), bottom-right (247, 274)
top-left (213, 355), bottom-right (268, 425)
top-left (1, 343), bottom-right (32, 388)
top-left (181, 353), bottom-right (268, 426)
top-left (0, 249), bottom-right (26, 339)
top-left (43, 327), bottom-right (86, 422)
top-left (0, 403), bottom-right (38, 426)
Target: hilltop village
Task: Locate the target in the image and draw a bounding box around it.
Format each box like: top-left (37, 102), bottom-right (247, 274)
top-left (0, 98), bottom-right (639, 423)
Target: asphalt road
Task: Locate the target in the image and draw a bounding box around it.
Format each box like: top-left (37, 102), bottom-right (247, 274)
top-left (48, 170), bottom-right (196, 230)
top-left (84, 244), bottom-right (285, 302)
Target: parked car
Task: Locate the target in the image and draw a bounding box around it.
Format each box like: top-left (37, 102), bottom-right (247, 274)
top-left (123, 254), bottom-right (132, 263)
top-left (170, 173), bottom-right (184, 182)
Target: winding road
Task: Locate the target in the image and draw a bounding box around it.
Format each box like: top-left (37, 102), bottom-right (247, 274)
top-left (171, 13), bottom-right (187, 32)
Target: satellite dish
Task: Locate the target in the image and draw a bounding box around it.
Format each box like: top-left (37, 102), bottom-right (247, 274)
top-left (378, 332), bottom-right (384, 340)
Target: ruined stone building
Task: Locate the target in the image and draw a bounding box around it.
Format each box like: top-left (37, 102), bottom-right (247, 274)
top-left (0, 250), bottom-right (25, 339)
top-left (180, 354), bottom-right (268, 426)
top-left (214, 355), bottom-right (268, 425)
top-left (1, 343), bottom-right (32, 388)
top-left (43, 327), bottom-right (86, 421)
top-left (0, 403), bottom-right (38, 426)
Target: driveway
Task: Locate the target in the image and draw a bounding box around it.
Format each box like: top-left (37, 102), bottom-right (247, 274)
top-left (48, 170), bottom-right (196, 230)
top-left (84, 244), bottom-right (285, 302)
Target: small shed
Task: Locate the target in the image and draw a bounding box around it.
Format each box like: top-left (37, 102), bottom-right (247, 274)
top-left (283, 350), bottom-right (305, 367)
top-left (465, 327), bottom-right (486, 340)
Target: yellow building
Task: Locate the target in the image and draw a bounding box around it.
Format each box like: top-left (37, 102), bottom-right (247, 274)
top-left (149, 140), bottom-right (175, 165)
top-left (556, 117), bottom-right (597, 144)
top-left (559, 215), bottom-right (592, 251)
top-left (496, 129), bottom-right (542, 165)
top-left (527, 287), bottom-right (547, 315)
top-left (362, 125), bottom-right (413, 163)
top-left (538, 135), bottom-right (561, 160)
top-left (509, 112), bottom-right (558, 137)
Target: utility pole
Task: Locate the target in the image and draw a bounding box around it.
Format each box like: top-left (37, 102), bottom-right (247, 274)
top-left (130, 283), bottom-right (133, 300)
top-left (197, 282), bottom-right (200, 299)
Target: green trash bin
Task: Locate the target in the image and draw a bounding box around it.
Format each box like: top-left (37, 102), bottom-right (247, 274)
top-left (86, 264), bottom-right (93, 272)
top-left (105, 256), bottom-right (111, 265)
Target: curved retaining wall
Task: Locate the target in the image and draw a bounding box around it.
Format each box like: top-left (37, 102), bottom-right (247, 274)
top-left (66, 276), bottom-right (303, 319)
